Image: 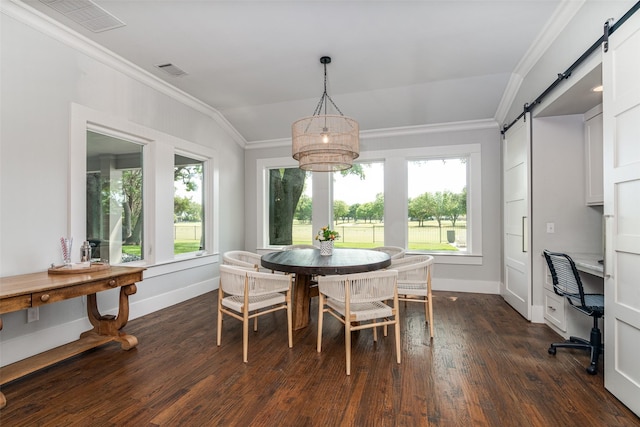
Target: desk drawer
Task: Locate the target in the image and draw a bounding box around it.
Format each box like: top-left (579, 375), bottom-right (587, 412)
top-left (0, 295), bottom-right (32, 313)
top-left (544, 290), bottom-right (566, 331)
top-left (32, 278), bottom-right (124, 306)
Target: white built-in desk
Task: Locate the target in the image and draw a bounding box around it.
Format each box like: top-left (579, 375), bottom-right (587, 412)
top-left (543, 252), bottom-right (604, 337)
top-left (570, 253), bottom-right (604, 278)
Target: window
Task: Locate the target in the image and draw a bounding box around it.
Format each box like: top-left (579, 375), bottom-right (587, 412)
top-left (256, 144), bottom-right (481, 264)
top-left (267, 167), bottom-right (312, 245)
top-left (332, 162), bottom-right (384, 248)
top-left (408, 158), bottom-right (468, 252)
top-left (174, 154), bottom-right (204, 255)
top-left (86, 130), bottom-right (144, 264)
top-left (72, 104), bottom-right (218, 269)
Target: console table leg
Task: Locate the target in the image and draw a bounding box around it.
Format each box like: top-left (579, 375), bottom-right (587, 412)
top-left (0, 318), bottom-right (4, 409)
top-left (81, 284), bottom-right (138, 350)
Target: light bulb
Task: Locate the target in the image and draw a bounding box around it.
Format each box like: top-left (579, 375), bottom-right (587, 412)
top-left (321, 127), bottom-right (329, 143)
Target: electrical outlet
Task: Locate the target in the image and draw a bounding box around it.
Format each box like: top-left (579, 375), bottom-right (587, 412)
top-left (27, 307), bottom-right (39, 323)
top-left (546, 222), bottom-right (555, 233)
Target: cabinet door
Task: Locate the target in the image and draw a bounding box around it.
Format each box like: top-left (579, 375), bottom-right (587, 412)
top-left (584, 108), bottom-right (603, 205)
top-left (603, 10), bottom-right (640, 416)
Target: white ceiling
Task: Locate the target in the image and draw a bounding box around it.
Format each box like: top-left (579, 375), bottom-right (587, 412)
top-left (24, 0), bottom-right (570, 143)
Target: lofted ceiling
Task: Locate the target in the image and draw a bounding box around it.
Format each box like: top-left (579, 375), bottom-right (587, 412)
top-left (23, 0), bottom-right (572, 143)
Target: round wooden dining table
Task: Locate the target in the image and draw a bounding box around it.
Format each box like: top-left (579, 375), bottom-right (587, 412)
top-left (261, 248), bottom-right (391, 330)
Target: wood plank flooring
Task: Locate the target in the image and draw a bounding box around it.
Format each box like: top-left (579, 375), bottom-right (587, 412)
top-left (1, 291), bottom-right (639, 426)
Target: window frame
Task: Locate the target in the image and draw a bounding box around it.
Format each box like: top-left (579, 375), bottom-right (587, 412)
top-left (256, 144), bottom-right (482, 265)
top-left (71, 104), bottom-right (218, 274)
top-left (407, 155), bottom-right (470, 254)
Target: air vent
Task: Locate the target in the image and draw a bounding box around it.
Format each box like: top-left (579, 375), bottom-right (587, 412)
top-left (155, 63), bottom-right (188, 77)
top-left (39, 0), bottom-right (125, 33)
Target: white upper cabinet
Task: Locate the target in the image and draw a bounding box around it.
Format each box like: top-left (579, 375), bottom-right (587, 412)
top-left (584, 104), bottom-right (603, 205)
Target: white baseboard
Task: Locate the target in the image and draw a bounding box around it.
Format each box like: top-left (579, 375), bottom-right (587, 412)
top-left (0, 277), bottom-right (218, 367)
top-left (128, 277), bottom-right (217, 321)
top-left (433, 278), bottom-right (500, 294)
top-left (531, 304), bottom-right (545, 324)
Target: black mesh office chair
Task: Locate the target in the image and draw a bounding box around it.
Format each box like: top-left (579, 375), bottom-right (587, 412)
top-left (543, 250), bottom-right (604, 375)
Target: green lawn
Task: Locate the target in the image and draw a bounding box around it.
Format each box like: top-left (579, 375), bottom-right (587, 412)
top-left (123, 239), bottom-right (200, 258)
top-left (293, 220), bottom-right (466, 251)
top-left (122, 220), bottom-right (466, 257)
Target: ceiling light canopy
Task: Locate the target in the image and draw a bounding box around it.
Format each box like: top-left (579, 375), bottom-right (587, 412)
top-left (292, 56), bottom-right (359, 172)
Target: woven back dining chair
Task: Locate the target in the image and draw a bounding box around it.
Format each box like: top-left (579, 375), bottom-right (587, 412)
top-left (372, 246), bottom-right (406, 260)
top-left (223, 250), bottom-right (277, 273)
top-left (317, 269), bottom-right (400, 375)
top-left (390, 255), bottom-right (435, 339)
top-left (217, 264), bottom-right (293, 363)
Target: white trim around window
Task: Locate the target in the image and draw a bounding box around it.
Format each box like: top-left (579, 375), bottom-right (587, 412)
top-left (70, 103), bottom-right (219, 274)
top-left (255, 144), bottom-right (482, 265)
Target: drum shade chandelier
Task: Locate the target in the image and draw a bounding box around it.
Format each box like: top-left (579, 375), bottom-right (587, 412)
top-left (292, 56), bottom-right (359, 172)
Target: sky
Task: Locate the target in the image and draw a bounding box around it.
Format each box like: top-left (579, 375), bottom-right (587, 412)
top-left (330, 159), bottom-right (467, 204)
top-left (175, 159), bottom-right (467, 205)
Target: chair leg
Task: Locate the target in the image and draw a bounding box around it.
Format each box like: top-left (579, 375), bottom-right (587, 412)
top-left (243, 311), bottom-right (249, 363)
top-left (216, 294), bottom-right (223, 346)
top-left (427, 294), bottom-right (434, 339)
top-left (287, 296), bottom-right (293, 349)
top-left (317, 294), bottom-right (324, 353)
top-left (373, 321), bottom-right (378, 342)
top-left (345, 322), bottom-right (352, 376)
top-left (548, 316), bottom-right (603, 375)
top-left (395, 318), bottom-right (401, 364)
top-left (216, 311), bottom-right (223, 346)
top-left (587, 322), bottom-right (603, 375)
top-left (394, 295), bottom-right (401, 364)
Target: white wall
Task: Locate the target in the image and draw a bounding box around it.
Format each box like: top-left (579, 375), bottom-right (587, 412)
top-left (530, 115), bottom-right (603, 310)
top-left (244, 124), bottom-right (504, 293)
top-left (0, 4), bottom-right (245, 365)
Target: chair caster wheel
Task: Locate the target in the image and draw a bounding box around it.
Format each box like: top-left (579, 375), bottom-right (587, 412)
top-left (548, 347), bottom-right (556, 355)
top-left (586, 365), bottom-right (598, 375)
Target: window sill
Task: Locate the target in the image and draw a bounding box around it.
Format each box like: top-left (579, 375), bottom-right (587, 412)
top-left (406, 251), bottom-right (483, 265)
top-left (119, 252), bottom-right (219, 279)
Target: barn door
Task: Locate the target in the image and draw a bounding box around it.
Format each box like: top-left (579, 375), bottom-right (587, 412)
top-left (502, 114), bottom-right (531, 320)
top-left (602, 10), bottom-right (640, 416)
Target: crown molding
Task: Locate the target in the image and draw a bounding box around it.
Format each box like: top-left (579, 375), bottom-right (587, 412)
top-left (245, 118), bottom-right (499, 150)
top-left (2, 0), bottom-right (247, 148)
top-left (494, 0), bottom-right (585, 124)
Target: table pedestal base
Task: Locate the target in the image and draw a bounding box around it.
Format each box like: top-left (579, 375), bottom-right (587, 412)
top-left (293, 274), bottom-right (312, 330)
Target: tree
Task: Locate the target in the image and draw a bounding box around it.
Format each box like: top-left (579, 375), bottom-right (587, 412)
top-left (372, 193), bottom-right (384, 222)
top-left (269, 168), bottom-right (306, 245)
top-left (295, 194), bottom-right (312, 223)
top-left (334, 200), bottom-right (349, 223)
top-left (357, 202), bottom-right (375, 223)
top-left (174, 195), bottom-right (202, 222)
top-left (408, 193), bottom-right (434, 226)
top-left (450, 187), bottom-right (467, 227)
top-left (122, 169), bottom-right (143, 245)
top-left (348, 203), bottom-right (360, 223)
top-left (174, 165), bottom-right (202, 192)
top-left (268, 165), bottom-right (365, 245)
top-left (432, 191), bottom-right (454, 242)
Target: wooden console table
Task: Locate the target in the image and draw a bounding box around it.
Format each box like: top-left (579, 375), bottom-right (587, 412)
top-left (0, 266), bottom-right (145, 409)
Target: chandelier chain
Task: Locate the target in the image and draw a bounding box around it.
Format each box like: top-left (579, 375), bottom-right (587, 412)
top-left (311, 61), bottom-right (345, 117)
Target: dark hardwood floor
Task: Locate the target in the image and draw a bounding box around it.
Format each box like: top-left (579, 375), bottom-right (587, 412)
top-left (1, 291), bottom-right (639, 426)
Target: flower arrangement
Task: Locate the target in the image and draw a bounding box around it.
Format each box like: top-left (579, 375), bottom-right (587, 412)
top-left (315, 225), bottom-right (339, 242)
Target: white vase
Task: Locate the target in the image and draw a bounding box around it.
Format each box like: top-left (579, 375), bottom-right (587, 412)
top-left (320, 240), bottom-right (334, 256)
